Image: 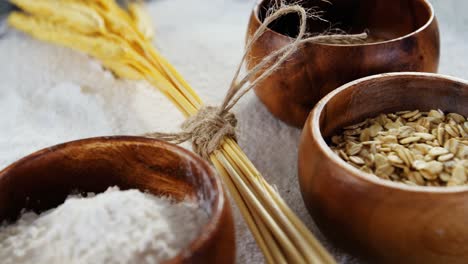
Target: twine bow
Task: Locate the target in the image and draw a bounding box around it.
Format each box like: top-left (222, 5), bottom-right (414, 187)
top-left (144, 4), bottom-right (367, 160)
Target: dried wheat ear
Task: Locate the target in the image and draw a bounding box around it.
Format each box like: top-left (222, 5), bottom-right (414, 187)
top-left (330, 109), bottom-right (468, 186)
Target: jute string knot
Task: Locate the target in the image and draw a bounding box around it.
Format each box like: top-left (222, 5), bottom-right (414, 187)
top-left (144, 3), bottom-right (367, 160)
top-left (145, 106), bottom-right (237, 160)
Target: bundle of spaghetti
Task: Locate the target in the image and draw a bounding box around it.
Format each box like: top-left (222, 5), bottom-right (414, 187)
top-left (8, 1), bottom-right (336, 263)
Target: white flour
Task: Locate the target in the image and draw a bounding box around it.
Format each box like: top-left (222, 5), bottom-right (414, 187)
top-left (0, 187), bottom-right (208, 264)
top-left (0, 30), bottom-right (186, 170)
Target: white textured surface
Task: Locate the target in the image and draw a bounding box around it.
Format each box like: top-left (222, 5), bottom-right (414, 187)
top-left (0, 0), bottom-right (466, 263)
top-left (0, 187), bottom-right (208, 264)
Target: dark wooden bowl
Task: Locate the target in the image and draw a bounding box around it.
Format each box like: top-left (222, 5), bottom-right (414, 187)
top-left (298, 72), bottom-right (468, 263)
top-left (0, 136), bottom-right (235, 264)
top-left (246, 0), bottom-right (440, 127)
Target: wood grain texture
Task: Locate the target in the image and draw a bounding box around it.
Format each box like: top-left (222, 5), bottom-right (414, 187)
top-left (246, 0), bottom-right (440, 127)
top-left (0, 136), bottom-right (235, 264)
top-left (298, 72), bottom-right (468, 263)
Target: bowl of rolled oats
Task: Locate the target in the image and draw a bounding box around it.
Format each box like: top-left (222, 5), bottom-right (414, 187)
top-left (298, 72), bottom-right (468, 263)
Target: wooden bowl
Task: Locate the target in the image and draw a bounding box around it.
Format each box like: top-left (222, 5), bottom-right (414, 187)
top-left (0, 136), bottom-right (235, 264)
top-left (246, 0), bottom-right (440, 127)
top-left (298, 72), bottom-right (468, 263)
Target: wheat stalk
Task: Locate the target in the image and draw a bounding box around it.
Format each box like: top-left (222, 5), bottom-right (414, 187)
top-left (8, 1), bottom-right (335, 263)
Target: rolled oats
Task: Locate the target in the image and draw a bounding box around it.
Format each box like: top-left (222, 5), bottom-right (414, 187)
top-left (330, 109), bottom-right (468, 186)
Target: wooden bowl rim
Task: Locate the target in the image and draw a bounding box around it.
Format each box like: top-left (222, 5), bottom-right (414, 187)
top-left (252, 0), bottom-right (435, 47)
top-left (307, 72), bottom-right (468, 193)
top-left (0, 136), bottom-right (228, 262)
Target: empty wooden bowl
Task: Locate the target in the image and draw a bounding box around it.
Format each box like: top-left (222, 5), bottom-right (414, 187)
top-left (0, 136), bottom-right (235, 264)
top-left (298, 72), bottom-right (468, 263)
top-left (246, 0), bottom-right (440, 127)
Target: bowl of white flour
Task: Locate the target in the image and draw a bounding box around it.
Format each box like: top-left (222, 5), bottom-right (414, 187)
top-left (0, 136), bottom-right (235, 264)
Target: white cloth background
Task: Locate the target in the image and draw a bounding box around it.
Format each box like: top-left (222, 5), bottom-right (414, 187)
top-left (0, 0), bottom-right (466, 263)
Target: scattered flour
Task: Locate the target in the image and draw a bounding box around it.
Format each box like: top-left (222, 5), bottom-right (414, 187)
top-left (0, 30), bottom-right (185, 170)
top-left (0, 187), bottom-right (208, 264)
